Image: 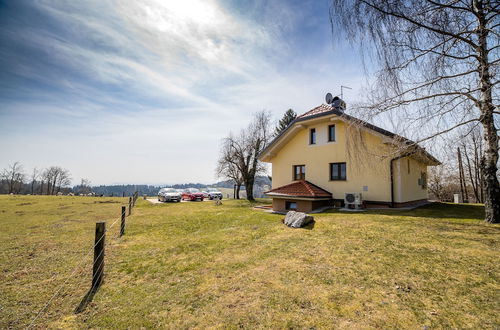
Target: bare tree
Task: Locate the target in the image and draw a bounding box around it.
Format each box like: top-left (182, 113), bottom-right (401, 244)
top-left (216, 145), bottom-right (244, 199)
top-left (459, 125), bottom-right (485, 202)
top-left (330, 0), bottom-right (499, 223)
top-left (1, 162), bottom-right (26, 194)
top-left (55, 168), bottom-right (71, 194)
top-left (41, 166), bottom-right (72, 195)
top-left (78, 178), bottom-right (92, 195)
top-left (30, 167), bottom-right (40, 195)
top-left (220, 111), bottom-right (272, 201)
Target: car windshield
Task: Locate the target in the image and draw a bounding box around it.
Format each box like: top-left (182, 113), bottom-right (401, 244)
top-left (188, 188), bottom-right (200, 193)
top-left (159, 188), bottom-right (176, 193)
top-left (207, 188), bottom-right (219, 192)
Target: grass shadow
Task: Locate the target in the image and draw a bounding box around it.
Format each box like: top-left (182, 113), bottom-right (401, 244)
top-left (302, 220), bottom-right (316, 230)
top-left (74, 289), bottom-right (96, 314)
top-left (365, 203), bottom-right (485, 221)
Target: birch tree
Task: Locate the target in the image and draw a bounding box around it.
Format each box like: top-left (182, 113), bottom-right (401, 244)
top-left (330, 0), bottom-right (499, 223)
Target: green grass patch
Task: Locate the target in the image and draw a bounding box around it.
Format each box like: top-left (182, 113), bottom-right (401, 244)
top-left (1, 196), bottom-right (498, 328)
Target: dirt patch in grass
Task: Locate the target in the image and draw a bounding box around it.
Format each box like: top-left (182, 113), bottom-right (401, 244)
top-left (16, 202), bottom-right (33, 206)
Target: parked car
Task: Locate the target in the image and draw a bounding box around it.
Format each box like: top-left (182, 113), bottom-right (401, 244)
top-left (182, 188), bottom-right (204, 201)
top-left (201, 190), bottom-right (209, 198)
top-left (206, 188), bottom-right (223, 200)
top-left (158, 188), bottom-right (181, 202)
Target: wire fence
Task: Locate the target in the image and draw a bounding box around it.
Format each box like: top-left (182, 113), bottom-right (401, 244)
top-left (24, 191), bottom-right (140, 328)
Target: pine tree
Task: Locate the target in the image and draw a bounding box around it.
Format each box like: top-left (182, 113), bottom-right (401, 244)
top-left (274, 109), bottom-right (297, 137)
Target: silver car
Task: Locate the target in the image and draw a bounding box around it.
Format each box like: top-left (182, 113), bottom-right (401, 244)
top-left (206, 188), bottom-right (223, 200)
top-left (158, 188), bottom-right (181, 202)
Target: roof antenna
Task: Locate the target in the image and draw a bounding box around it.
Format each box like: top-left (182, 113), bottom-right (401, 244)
top-left (340, 85), bottom-right (352, 99)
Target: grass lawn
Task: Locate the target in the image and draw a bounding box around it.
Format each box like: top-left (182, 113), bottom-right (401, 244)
top-left (1, 195), bottom-right (498, 328)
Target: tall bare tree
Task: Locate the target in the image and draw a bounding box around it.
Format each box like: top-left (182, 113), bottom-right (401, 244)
top-left (216, 145), bottom-right (244, 199)
top-left (78, 178), bottom-right (92, 195)
top-left (1, 162), bottom-right (26, 194)
top-left (458, 125), bottom-right (485, 202)
top-left (55, 168), bottom-right (71, 194)
top-left (30, 167), bottom-right (40, 195)
top-left (41, 166), bottom-right (72, 195)
top-left (330, 0), bottom-right (499, 223)
top-left (220, 111), bottom-right (272, 201)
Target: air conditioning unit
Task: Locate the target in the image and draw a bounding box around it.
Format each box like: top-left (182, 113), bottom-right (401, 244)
top-left (344, 192), bottom-right (363, 209)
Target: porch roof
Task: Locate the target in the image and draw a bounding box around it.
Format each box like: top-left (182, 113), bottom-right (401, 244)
top-left (264, 180), bottom-right (332, 199)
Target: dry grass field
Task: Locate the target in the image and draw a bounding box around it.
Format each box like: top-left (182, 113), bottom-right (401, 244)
top-left (0, 195), bottom-right (498, 329)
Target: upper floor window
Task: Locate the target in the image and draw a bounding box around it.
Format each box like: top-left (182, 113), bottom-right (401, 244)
top-left (293, 165), bottom-right (305, 180)
top-left (328, 124), bottom-right (336, 142)
top-left (330, 162), bottom-right (346, 180)
top-left (309, 128), bottom-right (316, 144)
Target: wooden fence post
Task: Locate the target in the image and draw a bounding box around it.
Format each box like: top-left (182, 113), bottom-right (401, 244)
top-left (120, 206), bottom-right (126, 237)
top-left (75, 221), bottom-right (106, 314)
top-left (92, 222), bottom-right (105, 292)
top-left (128, 197), bottom-right (132, 215)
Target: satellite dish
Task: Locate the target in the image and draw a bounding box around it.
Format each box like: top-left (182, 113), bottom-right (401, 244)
top-left (325, 92), bottom-right (334, 104)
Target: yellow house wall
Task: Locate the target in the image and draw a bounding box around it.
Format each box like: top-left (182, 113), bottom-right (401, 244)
top-left (394, 156), bottom-right (428, 203)
top-left (269, 118), bottom-right (430, 203)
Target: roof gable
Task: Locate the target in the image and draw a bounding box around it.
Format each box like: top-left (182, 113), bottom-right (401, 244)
top-left (259, 104), bottom-right (440, 165)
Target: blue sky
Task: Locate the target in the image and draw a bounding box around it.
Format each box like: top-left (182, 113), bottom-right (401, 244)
top-left (0, 0), bottom-right (367, 185)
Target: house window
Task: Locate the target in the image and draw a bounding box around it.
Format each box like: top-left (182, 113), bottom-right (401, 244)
top-left (330, 162), bottom-right (347, 180)
top-left (420, 172), bottom-right (427, 189)
top-left (328, 125), bottom-right (336, 142)
top-left (285, 201), bottom-right (297, 210)
top-left (293, 165), bottom-right (306, 180)
top-left (310, 128), bottom-right (316, 144)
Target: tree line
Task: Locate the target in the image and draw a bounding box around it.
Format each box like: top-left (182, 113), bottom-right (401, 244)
top-left (428, 125), bottom-right (492, 203)
top-left (0, 162), bottom-right (75, 195)
top-left (0, 161), bottom-right (273, 197)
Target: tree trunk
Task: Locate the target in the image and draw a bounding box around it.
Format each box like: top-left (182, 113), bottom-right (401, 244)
top-left (236, 183), bottom-right (241, 199)
top-left (463, 145), bottom-right (479, 202)
top-left (245, 179), bottom-right (255, 201)
top-left (475, 0), bottom-right (499, 223)
top-left (457, 148), bottom-right (467, 202)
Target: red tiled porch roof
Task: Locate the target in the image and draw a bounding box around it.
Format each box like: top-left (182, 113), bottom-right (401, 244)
top-left (265, 180), bottom-right (332, 198)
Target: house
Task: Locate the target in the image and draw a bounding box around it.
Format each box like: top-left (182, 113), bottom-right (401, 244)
top-left (258, 101), bottom-right (440, 213)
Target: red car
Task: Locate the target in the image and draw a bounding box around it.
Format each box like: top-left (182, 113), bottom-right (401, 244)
top-left (182, 188), bottom-right (205, 201)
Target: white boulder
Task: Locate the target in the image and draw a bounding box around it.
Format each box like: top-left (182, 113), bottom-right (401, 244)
top-left (284, 211), bottom-right (314, 228)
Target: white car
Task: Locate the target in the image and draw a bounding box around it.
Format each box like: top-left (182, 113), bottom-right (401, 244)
top-left (158, 188), bottom-right (181, 202)
top-left (206, 188), bottom-right (223, 200)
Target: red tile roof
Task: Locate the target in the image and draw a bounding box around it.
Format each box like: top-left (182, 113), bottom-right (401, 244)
top-left (265, 180), bottom-right (332, 198)
top-left (297, 104), bottom-right (333, 119)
